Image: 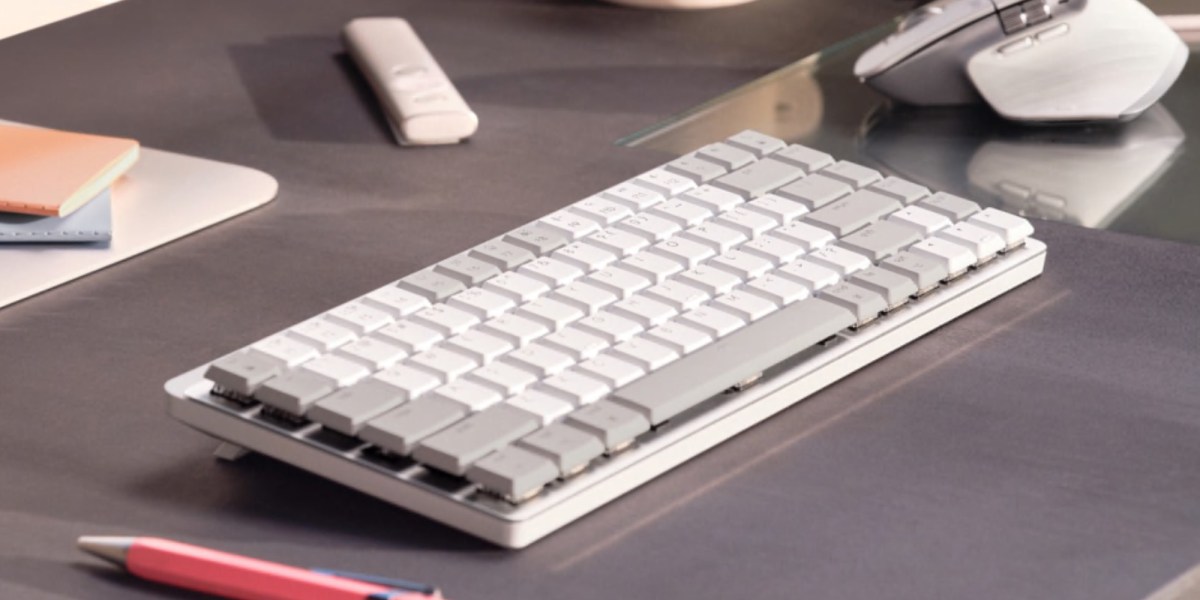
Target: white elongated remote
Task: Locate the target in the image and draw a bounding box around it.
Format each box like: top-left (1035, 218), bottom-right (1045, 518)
top-left (343, 18), bottom-right (478, 146)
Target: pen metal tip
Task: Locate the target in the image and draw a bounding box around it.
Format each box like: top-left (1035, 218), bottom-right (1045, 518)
top-left (77, 536), bottom-right (134, 567)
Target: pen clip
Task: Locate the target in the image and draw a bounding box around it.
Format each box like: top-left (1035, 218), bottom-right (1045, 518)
top-left (312, 568), bottom-right (439, 597)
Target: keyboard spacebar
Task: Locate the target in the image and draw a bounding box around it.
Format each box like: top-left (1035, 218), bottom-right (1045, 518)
top-left (610, 298), bottom-right (855, 424)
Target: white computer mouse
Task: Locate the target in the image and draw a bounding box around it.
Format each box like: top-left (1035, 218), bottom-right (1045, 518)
top-left (854, 0), bottom-right (1189, 122)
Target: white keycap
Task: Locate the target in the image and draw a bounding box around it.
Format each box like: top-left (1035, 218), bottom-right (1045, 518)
top-left (468, 361), bottom-right (539, 395)
top-left (740, 235), bottom-right (804, 265)
top-left (648, 236), bottom-right (716, 268)
top-left (570, 196), bottom-right (633, 225)
top-left (518, 256), bottom-right (585, 287)
top-left (508, 390), bottom-right (574, 425)
top-left (619, 253), bottom-right (683, 284)
top-left (645, 320), bottom-right (713, 354)
top-left (551, 281), bottom-right (619, 314)
top-left (575, 311), bottom-right (644, 343)
top-left (635, 167), bottom-right (697, 197)
top-left (744, 274), bottom-right (811, 306)
top-left (540, 209), bottom-right (601, 240)
top-left (694, 142), bottom-right (755, 170)
top-left (968, 208), bottom-right (1034, 248)
top-left (614, 214), bottom-right (682, 242)
top-left (291, 318), bottom-right (357, 351)
top-left (744, 193), bottom-right (809, 223)
top-left (586, 265), bottom-right (652, 299)
top-left (302, 354), bottom-right (370, 387)
top-left (601, 182), bottom-right (664, 210)
top-left (871, 176), bottom-right (930, 204)
top-left (542, 370), bottom-right (611, 405)
top-left (680, 222), bottom-right (747, 253)
top-left (611, 336), bottom-right (680, 371)
top-left (337, 337), bottom-right (407, 370)
top-left (516, 297), bottom-right (585, 331)
top-left (364, 286), bottom-right (430, 317)
top-left (708, 250), bottom-right (773, 280)
top-left (584, 228), bottom-right (651, 257)
top-left (409, 348), bottom-right (478, 382)
top-left (712, 290), bottom-right (778, 322)
top-left (553, 241), bottom-right (618, 272)
top-left (372, 365), bottom-right (441, 400)
top-left (541, 326), bottom-right (610, 360)
top-left (678, 305), bottom-right (746, 338)
top-left (481, 313), bottom-right (550, 346)
top-left (937, 222), bottom-right (1006, 261)
top-left (771, 220), bottom-right (836, 251)
top-left (252, 335), bottom-right (320, 367)
top-left (505, 343), bottom-right (576, 378)
top-left (411, 304), bottom-right (480, 336)
top-left (484, 272), bottom-right (552, 303)
top-left (447, 287), bottom-right (516, 319)
top-left (806, 246), bottom-right (871, 277)
top-left (577, 353), bottom-right (645, 387)
top-left (771, 144), bottom-right (834, 172)
top-left (821, 160), bottom-right (883, 188)
top-left (714, 207), bottom-right (776, 237)
top-left (776, 259), bottom-right (840, 291)
top-left (681, 185), bottom-right (744, 213)
top-left (676, 265), bottom-right (741, 295)
top-left (888, 205), bottom-right (952, 236)
top-left (910, 237), bottom-right (977, 274)
top-left (610, 295), bottom-right (677, 327)
top-left (642, 280), bottom-right (710, 311)
top-left (430, 380), bottom-right (503, 412)
top-left (650, 199), bottom-right (713, 227)
top-left (726, 129), bottom-right (786, 157)
top-left (665, 153), bottom-right (728, 183)
top-left (376, 320), bottom-right (444, 353)
top-left (443, 330), bottom-right (514, 364)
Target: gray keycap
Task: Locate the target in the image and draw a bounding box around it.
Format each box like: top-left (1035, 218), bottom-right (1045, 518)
top-left (503, 224), bottom-right (568, 256)
top-left (712, 158), bottom-right (805, 198)
top-left (435, 253), bottom-right (502, 286)
top-left (397, 268), bottom-right (466, 302)
top-left (838, 221), bottom-right (921, 262)
top-left (466, 446), bottom-right (560, 499)
top-left (850, 267), bottom-right (918, 309)
top-left (412, 404), bottom-right (540, 475)
top-left (517, 423), bottom-right (605, 474)
top-left (665, 155), bottom-right (727, 183)
top-left (804, 190), bottom-right (901, 237)
top-left (309, 379), bottom-right (408, 435)
top-left (880, 250), bottom-right (949, 292)
top-left (870, 176), bottom-right (930, 204)
top-left (775, 174), bottom-right (852, 209)
top-left (205, 352), bottom-right (282, 395)
top-left (611, 298), bottom-right (854, 424)
top-left (360, 397), bottom-right (468, 455)
top-left (470, 238), bottom-right (536, 270)
top-left (771, 144), bottom-right (833, 172)
top-left (820, 282), bottom-right (889, 325)
top-left (255, 370), bottom-right (336, 415)
top-left (919, 192), bottom-right (980, 221)
top-left (564, 401), bottom-right (650, 450)
top-left (820, 161), bottom-right (882, 188)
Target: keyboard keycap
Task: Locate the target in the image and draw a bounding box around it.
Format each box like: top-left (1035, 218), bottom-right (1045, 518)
top-left (409, 348), bottom-right (478, 382)
top-left (364, 286), bottom-right (430, 318)
top-left (644, 320), bottom-right (713, 354)
top-left (770, 220), bottom-right (836, 251)
top-left (664, 154), bottom-right (728, 183)
top-left (614, 214), bottom-right (682, 242)
top-left (649, 199), bottom-right (713, 227)
top-left (410, 304), bottom-right (480, 336)
top-left (413, 404), bottom-right (541, 475)
top-left (776, 174), bottom-right (852, 209)
top-left (327, 302), bottom-right (393, 335)
top-left (541, 326), bottom-right (609, 360)
top-left (251, 335), bottom-right (319, 368)
top-left (694, 142), bottom-right (755, 170)
top-left (937, 222), bottom-right (1006, 261)
top-left (806, 245), bottom-right (872, 277)
top-left (570, 196), bottom-right (633, 225)
top-left (505, 343), bottom-right (576, 378)
top-left (910, 237), bottom-right (976, 275)
top-left (539, 209), bottom-right (602, 240)
top-left (504, 224), bottom-right (569, 256)
top-left (435, 253), bottom-right (503, 286)
top-left (397, 268), bottom-right (466, 302)
top-left (771, 144), bottom-right (834, 172)
top-left (507, 390), bottom-right (574, 425)
top-left (918, 192), bottom-right (980, 221)
top-left (677, 305), bottom-right (746, 338)
top-left (820, 282), bottom-right (888, 326)
top-left (372, 365), bottom-right (441, 400)
top-left (301, 354), bottom-right (370, 387)
top-left (611, 297), bottom-right (854, 424)
top-left (601, 183), bottom-right (663, 210)
top-left (619, 252), bottom-right (684, 284)
top-left (726, 130), bottom-right (786, 157)
top-left (680, 222), bottom-right (747, 253)
top-left (518, 257), bottom-right (585, 287)
top-left (290, 318), bottom-right (356, 352)
top-left (518, 423), bottom-right (605, 474)
top-left (430, 379), bottom-right (504, 412)
top-left (585, 228), bottom-right (651, 257)
top-left (680, 185), bottom-right (743, 213)
top-left (541, 369), bottom-right (611, 405)
top-left (310, 378), bottom-right (408, 435)
top-left (708, 249), bottom-right (773, 280)
top-left (849, 267), bottom-right (918, 309)
top-left (805, 190), bottom-right (901, 237)
top-left (676, 265), bottom-right (741, 296)
top-left (470, 239), bottom-right (536, 270)
top-left (712, 290), bottom-right (777, 322)
top-left (337, 336), bottom-right (407, 370)
top-left (376, 321), bottom-right (443, 354)
top-left (553, 241), bottom-right (619, 272)
top-left (610, 336), bottom-right (679, 371)
top-left (776, 259), bottom-right (840, 291)
top-left (838, 220), bottom-right (922, 262)
top-left (744, 194), bottom-right (809, 223)
top-left (467, 446), bottom-right (560, 499)
top-left (635, 168), bottom-right (697, 197)
top-left (740, 235), bottom-right (804, 265)
top-left (820, 161), bottom-right (882, 188)
top-left (551, 281), bottom-right (619, 314)
top-left (713, 158), bottom-right (804, 198)
top-left (870, 176), bottom-right (930, 204)
top-left (575, 310), bottom-right (644, 343)
top-left (515, 297), bottom-right (585, 331)
top-left (888, 205), bottom-right (953, 236)
top-left (714, 206), bottom-right (777, 237)
top-left (257, 370), bottom-right (336, 414)
top-left (447, 287), bottom-right (515, 319)
top-left (744, 274), bottom-right (811, 307)
top-left (484, 271), bottom-right (551, 303)
top-left (968, 208), bottom-right (1034, 248)
top-left (468, 361), bottom-right (539, 396)
top-left (880, 250), bottom-right (949, 292)
top-left (648, 236), bottom-right (716, 268)
top-left (577, 353), bottom-right (645, 388)
top-left (565, 401), bottom-right (651, 450)
top-left (361, 397), bottom-right (468, 455)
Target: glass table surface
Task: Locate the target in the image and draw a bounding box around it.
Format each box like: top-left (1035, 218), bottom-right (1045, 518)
top-left (620, 1), bottom-right (1200, 246)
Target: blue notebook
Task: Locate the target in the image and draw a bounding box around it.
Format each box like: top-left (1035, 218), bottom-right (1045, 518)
top-left (0, 189), bottom-right (111, 243)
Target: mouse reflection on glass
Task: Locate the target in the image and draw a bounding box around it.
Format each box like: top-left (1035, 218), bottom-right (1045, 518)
top-left (856, 0), bottom-right (1189, 123)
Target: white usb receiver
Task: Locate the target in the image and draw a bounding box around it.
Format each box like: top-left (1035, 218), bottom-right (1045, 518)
top-left (342, 18), bottom-right (478, 146)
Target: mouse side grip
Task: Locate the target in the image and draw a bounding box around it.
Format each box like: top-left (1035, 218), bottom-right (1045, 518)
top-left (864, 17), bottom-right (1005, 106)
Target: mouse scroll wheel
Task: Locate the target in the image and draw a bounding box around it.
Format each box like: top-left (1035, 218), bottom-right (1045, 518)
top-left (898, 5), bottom-right (945, 32)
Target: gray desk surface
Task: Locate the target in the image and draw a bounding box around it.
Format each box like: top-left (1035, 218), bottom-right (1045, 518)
top-left (2, 2), bottom-right (1200, 599)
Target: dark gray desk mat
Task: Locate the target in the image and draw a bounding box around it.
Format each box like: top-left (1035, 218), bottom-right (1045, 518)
top-left (1, 1), bottom-right (1199, 599)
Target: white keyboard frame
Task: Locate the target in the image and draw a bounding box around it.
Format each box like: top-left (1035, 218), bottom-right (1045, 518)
top-left (166, 238), bottom-right (1045, 548)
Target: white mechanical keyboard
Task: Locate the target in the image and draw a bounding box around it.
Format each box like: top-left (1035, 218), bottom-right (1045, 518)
top-left (166, 130), bottom-right (1046, 548)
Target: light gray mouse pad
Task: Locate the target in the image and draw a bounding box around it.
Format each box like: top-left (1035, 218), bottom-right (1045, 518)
top-left (0, 120), bottom-right (278, 310)
top-left (0, 188), bottom-right (112, 243)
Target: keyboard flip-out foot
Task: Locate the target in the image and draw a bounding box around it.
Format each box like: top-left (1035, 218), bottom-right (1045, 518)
top-left (213, 441), bottom-right (251, 462)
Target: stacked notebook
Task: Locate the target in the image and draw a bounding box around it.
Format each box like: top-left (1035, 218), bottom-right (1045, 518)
top-left (0, 124), bottom-right (139, 243)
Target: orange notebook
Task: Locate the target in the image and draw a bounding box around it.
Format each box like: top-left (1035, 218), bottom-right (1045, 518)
top-left (0, 124), bottom-right (139, 217)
